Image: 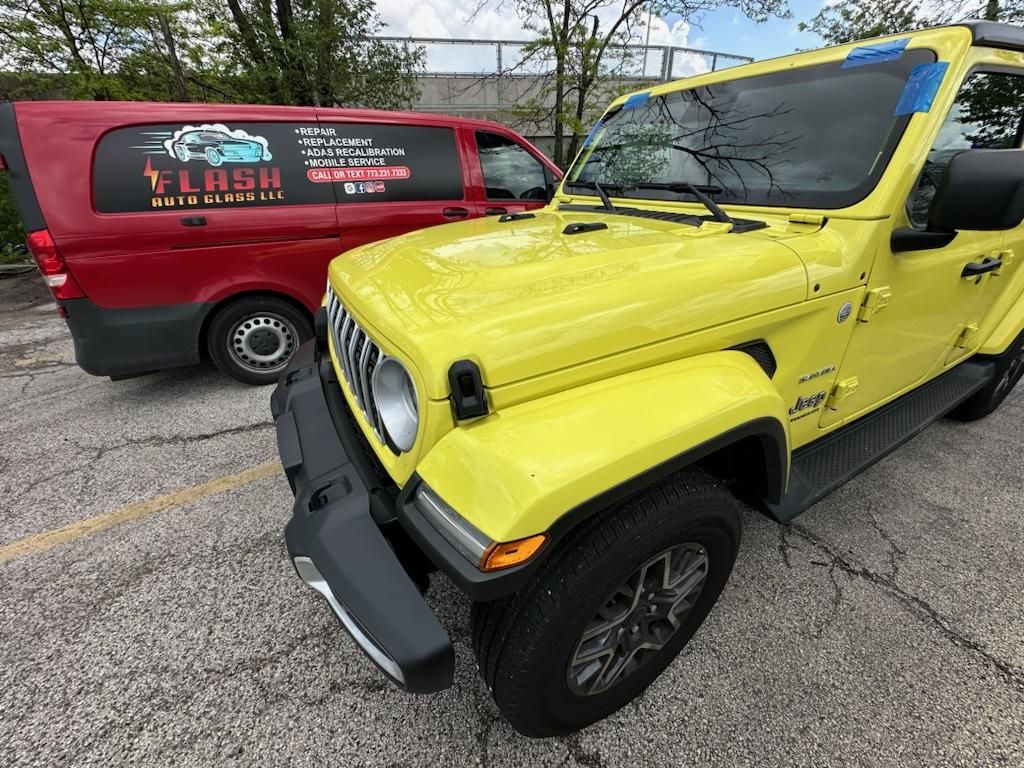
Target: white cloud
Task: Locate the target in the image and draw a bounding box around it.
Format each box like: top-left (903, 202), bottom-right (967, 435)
top-left (376, 0), bottom-right (527, 39)
top-left (376, 0), bottom-right (704, 50)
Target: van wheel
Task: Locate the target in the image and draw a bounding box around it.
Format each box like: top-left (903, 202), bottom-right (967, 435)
top-left (471, 469), bottom-right (742, 737)
top-left (949, 330), bottom-right (1024, 421)
top-left (207, 297), bottom-right (312, 386)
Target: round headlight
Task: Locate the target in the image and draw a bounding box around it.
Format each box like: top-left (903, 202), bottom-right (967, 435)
top-left (372, 357), bottom-right (419, 452)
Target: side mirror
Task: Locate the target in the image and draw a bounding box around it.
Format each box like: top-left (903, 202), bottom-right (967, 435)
top-left (543, 167), bottom-right (558, 202)
top-left (929, 149), bottom-right (1024, 231)
top-left (892, 149), bottom-right (1024, 252)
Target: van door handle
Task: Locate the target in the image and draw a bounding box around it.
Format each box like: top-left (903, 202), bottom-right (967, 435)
top-left (181, 216), bottom-right (207, 227)
top-left (961, 257), bottom-right (1002, 280)
top-left (485, 207), bottom-right (508, 216)
top-left (442, 207), bottom-right (469, 219)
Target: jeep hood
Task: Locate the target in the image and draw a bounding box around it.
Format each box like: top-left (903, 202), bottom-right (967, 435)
top-left (328, 209), bottom-right (807, 399)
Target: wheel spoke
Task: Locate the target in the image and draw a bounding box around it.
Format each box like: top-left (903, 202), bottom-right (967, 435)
top-left (567, 542), bottom-right (711, 696)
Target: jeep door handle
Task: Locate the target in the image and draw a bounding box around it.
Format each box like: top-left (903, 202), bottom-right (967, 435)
top-left (442, 207), bottom-right (469, 219)
top-left (961, 257), bottom-right (1002, 278)
top-left (485, 207), bottom-right (508, 216)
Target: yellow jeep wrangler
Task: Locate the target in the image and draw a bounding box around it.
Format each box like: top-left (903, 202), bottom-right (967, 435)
top-left (271, 21), bottom-right (1024, 736)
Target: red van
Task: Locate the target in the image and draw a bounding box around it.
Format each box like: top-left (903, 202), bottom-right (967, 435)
top-left (0, 102), bottom-right (561, 383)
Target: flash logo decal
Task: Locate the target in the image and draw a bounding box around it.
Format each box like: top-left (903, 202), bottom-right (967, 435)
top-left (143, 157), bottom-right (161, 192)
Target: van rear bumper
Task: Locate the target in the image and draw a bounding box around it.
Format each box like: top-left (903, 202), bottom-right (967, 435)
top-left (60, 297), bottom-right (213, 377)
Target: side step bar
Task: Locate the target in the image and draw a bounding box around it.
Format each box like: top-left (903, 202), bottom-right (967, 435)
top-left (766, 359), bottom-right (995, 523)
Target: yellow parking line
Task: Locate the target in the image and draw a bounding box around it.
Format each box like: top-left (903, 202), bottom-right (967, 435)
top-left (0, 461), bottom-right (282, 564)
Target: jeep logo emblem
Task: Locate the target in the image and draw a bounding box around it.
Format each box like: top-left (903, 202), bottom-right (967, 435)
top-left (789, 391), bottom-right (827, 415)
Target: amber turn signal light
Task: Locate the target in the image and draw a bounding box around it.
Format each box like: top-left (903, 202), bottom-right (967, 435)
top-left (480, 534), bottom-right (548, 572)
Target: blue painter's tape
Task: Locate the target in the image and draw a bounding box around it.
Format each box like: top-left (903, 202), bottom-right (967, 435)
top-left (894, 61), bottom-right (949, 115)
top-left (582, 120), bottom-right (602, 148)
top-left (622, 91), bottom-right (650, 110)
top-left (842, 37), bottom-right (909, 68)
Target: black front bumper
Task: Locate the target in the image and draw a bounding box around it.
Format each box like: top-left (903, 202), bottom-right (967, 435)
top-left (271, 338), bottom-right (454, 694)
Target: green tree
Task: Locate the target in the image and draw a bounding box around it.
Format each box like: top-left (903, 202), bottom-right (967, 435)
top-left (0, 0), bottom-right (181, 100)
top-left (797, 0), bottom-right (929, 43)
top-left (798, 0), bottom-right (1024, 45)
top-left (219, 0), bottom-right (422, 108)
top-left (0, 180), bottom-right (26, 254)
top-left (0, 0), bottom-right (421, 108)
top-left (475, 0), bottom-right (788, 168)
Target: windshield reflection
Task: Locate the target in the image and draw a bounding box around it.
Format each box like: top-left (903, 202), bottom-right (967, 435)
top-left (568, 49), bottom-right (935, 209)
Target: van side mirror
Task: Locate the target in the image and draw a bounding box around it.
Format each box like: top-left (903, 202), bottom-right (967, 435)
top-left (892, 149), bottom-right (1024, 252)
top-left (543, 167), bottom-right (558, 202)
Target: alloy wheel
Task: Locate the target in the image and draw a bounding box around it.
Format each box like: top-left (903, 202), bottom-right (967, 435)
top-left (994, 347), bottom-right (1024, 401)
top-left (567, 543), bottom-right (709, 696)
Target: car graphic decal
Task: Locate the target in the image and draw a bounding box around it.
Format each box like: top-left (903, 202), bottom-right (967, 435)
top-left (163, 124), bottom-right (272, 166)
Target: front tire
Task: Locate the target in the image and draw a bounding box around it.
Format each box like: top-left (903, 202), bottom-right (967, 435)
top-left (205, 147), bottom-right (223, 166)
top-left (949, 329), bottom-right (1024, 421)
top-left (471, 469), bottom-right (742, 737)
top-left (206, 296), bottom-right (312, 385)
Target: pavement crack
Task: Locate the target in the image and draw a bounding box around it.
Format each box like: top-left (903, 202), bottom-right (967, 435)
top-left (0, 362), bottom-right (75, 380)
top-left (777, 524), bottom-right (796, 569)
top-left (864, 507), bottom-right (907, 580)
top-left (791, 522), bottom-right (1024, 692)
top-left (8, 422), bottom-right (272, 505)
top-left (87, 421), bottom-right (274, 462)
top-left (470, 681), bottom-right (502, 768)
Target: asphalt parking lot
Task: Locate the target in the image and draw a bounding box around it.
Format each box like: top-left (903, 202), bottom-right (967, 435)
top-left (1, 270), bottom-right (1023, 768)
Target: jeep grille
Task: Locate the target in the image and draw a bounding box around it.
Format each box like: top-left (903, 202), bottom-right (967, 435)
top-left (325, 281), bottom-right (387, 448)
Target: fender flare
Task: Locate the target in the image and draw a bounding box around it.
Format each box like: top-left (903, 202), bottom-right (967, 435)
top-left (414, 351), bottom-right (791, 544)
top-left (402, 351), bottom-right (790, 600)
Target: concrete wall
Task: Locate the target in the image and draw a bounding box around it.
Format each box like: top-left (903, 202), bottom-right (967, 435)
top-left (409, 74), bottom-right (638, 157)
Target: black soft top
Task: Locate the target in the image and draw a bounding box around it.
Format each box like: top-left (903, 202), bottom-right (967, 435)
top-left (961, 20), bottom-right (1024, 52)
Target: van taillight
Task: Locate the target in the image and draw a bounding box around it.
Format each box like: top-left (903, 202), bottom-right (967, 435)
top-left (26, 229), bottom-right (84, 301)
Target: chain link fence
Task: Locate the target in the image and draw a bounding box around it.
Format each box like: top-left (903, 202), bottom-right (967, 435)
top-left (375, 37), bottom-right (753, 157)
top-left (378, 37), bottom-right (752, 80)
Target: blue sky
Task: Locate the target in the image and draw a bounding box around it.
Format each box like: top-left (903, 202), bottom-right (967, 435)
top-left (673, 0), bottom-right (828, 60)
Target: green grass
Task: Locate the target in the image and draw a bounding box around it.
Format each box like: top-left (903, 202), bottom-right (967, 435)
top-left (0, 243), bottom-right (31, 265)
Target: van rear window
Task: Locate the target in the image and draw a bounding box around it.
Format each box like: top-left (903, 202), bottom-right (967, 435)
top-left (93, 121), bottom-right (464, 213)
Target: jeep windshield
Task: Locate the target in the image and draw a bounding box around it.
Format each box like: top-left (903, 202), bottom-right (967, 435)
top-left (566, 48), bottom-right (936, 209)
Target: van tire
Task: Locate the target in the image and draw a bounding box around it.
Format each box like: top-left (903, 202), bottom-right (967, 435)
top-left (950, 330), bottom-right (1024, 421)
top-left (470, 468), bottom-right (742, 737)
top-left (206, 296), bottom-right (312, 386)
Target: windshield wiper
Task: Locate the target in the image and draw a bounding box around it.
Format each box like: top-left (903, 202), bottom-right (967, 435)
top-left (680, 183), bottom-right (733, 225)
top-left (626, 181), bottom-right (723, 195)
top-left (564, 178), bottom-right (745, 229)
top-left (630, 182), bottom-right (734, 224)
top-left (593, 181), bottom-right (616, 211)
top-left (565, 179), bottom-right (620, 210)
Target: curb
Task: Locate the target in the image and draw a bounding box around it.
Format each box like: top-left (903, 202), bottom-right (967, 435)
top-left (0, 264), bottom-right (36, 276)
